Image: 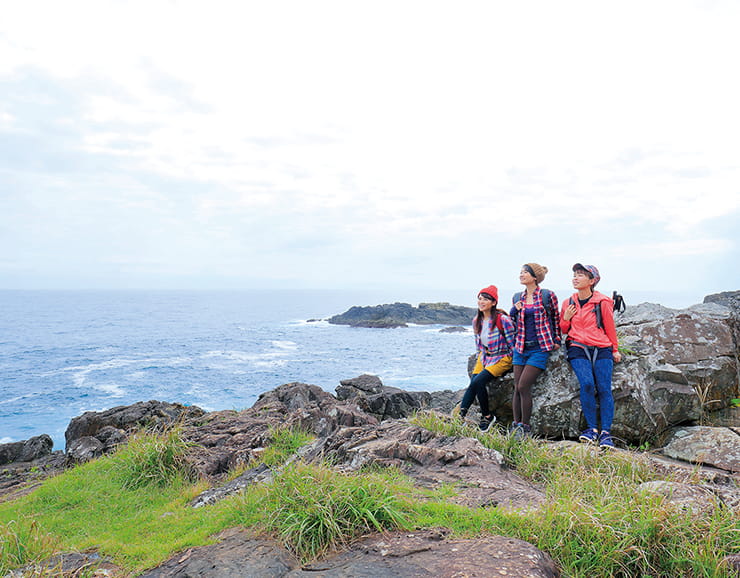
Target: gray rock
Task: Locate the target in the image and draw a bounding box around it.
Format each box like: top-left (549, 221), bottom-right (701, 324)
top-left (704, 290), bottom-right (740, 313)
top-left (139, 527), bottom-right (561, 578)
top-left (300, 419), bottom-right (546, 512)
top-left (336, 375), bottom-right (432, 421)
top-left (0, 434), bottom-right (53, 465)
top-left (660, 426), bottom-right (740, 472)
top-left (64, 400), bottom-right (206, 456)
top-left (65, 436), bottom-right (105, 465)
top-left (328, 301), bottom-right (476, 327)
top-left (638, 480), bottom-right (722, 517)
top-left (439, 326), bottom-right (467, 333)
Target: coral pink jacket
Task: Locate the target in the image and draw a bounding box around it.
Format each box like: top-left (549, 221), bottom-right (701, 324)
top-left (559, 290), bottom-right (619, 353)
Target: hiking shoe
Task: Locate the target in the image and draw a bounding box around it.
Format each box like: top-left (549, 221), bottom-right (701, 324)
top-left (513, 423), bottom-right (532, 440)
top-left (479, 415), bottom-right (495, 432)
top-left (579, 428), bottom-right (599, 444)
top-left (598, 431), bottom-right (615, 449)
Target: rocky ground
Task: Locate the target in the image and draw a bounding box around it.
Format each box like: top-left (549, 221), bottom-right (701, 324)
top-left (3, 291), bottom-right (740, 576)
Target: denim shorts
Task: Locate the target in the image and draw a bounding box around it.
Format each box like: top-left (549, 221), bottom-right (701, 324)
top-left (513, 346), bottom-right (550, 370)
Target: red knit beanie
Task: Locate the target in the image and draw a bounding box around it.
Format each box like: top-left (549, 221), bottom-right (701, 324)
top-left (478, 285), bottom-right (499, 302)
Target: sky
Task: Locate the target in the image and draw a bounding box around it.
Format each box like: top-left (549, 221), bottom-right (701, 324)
top-left (1, 1), bottom-right (739, 306)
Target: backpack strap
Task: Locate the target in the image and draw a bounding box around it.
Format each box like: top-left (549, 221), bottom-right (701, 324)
top-left (594, 301), bottom-right (604, 331)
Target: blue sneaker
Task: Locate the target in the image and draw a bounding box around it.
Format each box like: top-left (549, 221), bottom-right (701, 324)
top-left (579, 428), bottom-right (598, 444)
top-left (598, 431), bottom-right (615, 449)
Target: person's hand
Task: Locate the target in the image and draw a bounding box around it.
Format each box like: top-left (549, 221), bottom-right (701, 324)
top-left (614, 351), bottom-right (622, 363)
top-left (563, 304), bottom-right (577, 321)
top-left (552, 344), bottom-right (560, 351)
top-left (514, 300), bottom-right (523, 311)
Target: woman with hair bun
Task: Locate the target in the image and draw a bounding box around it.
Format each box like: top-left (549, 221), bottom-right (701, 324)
top-left (455, 285), bottom-right (515, 432)
top-left (509, 263), bottom-right (561, 438)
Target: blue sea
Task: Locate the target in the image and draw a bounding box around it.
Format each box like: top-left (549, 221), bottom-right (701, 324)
top-left (0, 288), bottom-right (705, 451)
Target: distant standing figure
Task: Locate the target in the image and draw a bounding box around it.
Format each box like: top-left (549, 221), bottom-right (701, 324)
top-left (455, 285), bottom-right (515, 432)
top-left (612, 291), bottom-right (626, 313)
top-left (561, 264), bottom-right (621, 449)
top-left (509, 263), bottom-right (561, 438)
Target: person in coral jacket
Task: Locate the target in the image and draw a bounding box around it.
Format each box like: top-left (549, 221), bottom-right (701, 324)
top-left (560, 263), bottom-right (622, 449)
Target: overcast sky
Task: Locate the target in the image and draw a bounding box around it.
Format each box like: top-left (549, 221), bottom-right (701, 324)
top-left (1, 1), bottom-right (738, 305)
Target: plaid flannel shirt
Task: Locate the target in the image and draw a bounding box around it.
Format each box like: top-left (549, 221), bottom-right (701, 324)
top-left (512, 287), bottom-right (561, 353)
top-left (474, 313), bottom-right (515, 367)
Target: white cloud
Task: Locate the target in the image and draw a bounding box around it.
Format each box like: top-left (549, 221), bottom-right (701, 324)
top-left (1, 1), bottom-right (739, 296)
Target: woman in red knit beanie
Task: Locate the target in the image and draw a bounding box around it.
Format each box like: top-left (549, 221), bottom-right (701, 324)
top-left (454, 285), bottom-right (515, 431)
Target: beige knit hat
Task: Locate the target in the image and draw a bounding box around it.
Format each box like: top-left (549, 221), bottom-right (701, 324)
top-left (524, 262), bottom-right (548, 284)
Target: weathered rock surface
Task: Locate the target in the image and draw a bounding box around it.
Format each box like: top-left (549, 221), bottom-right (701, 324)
top-left (336, 374), bottom-right (432, 421)
top-left (0, 451), bottom-right (65, 503)
top-left (660, 426), bottom-right (740, 472)
top-left (65, 400), bottom-right (206, 459)
top-left (299, 417), bottom-right (546, 511)
top-left (328, 301), bottom-right (476, 327)
top-left (638, 480), bottom-right (725, 517)
top-left (4, 551), bottom-right (120, 578)
top-left (0, 434), bottom-right (53, 465)
top-left (139, 527), bottom-right (561, 577)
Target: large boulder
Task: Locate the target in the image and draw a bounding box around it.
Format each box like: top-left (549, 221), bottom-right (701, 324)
top-left (660, 426), bottom-right (740, 473)
top-left (0, 434), bottom-right (53, 465)
top-left (64, 400), bottom-right (206, 461)
top-left (336, 374), bottom-right (432, 421)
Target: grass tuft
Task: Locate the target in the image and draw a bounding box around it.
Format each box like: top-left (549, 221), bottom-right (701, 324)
top-left (260, 425), bottom-right (314, 467)
top-left (108, 427), bottom-right (198, 490)
top-left (233, 462), bottom-right (413, 562)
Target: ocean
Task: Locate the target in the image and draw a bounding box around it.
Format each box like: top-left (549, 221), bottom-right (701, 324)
top-left (0, 287), bottom-right (705, 451)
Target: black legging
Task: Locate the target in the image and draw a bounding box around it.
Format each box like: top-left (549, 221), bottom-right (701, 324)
top-left (512, 364), bottom-right (543, 425)
top-left (460, 370), bottom-right (495, 417)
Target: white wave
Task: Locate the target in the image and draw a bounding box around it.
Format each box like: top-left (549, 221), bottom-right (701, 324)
top-left (271, 340), bottom-right (297, 350)
top-left (0, 436), bottom-right (14, 444)
top-left (0, 392), bottom-right (38, 405)
top-left (253, 359), bottom-right (288, 368)
top-left (203, 350), bottom-right (265, 363)
top-left (93, 382), bottom-right (126, 397)
top-left (202, 348), bottom-right (294, 364)
top-left (291, 319), bottom-right (330, 326)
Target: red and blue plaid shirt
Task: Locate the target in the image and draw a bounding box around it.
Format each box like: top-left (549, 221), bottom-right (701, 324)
top-left (474, 312), bottom-right (515, 367)
top-left (512, 287), bottom-right (561, 353)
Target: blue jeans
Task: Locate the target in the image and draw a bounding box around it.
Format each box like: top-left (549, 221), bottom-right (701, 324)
top-left (570, 357), bottom-right (614, 431)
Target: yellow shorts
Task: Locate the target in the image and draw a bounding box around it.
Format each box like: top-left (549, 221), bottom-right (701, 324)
top-left (473, 354), bottom-right (513, 377)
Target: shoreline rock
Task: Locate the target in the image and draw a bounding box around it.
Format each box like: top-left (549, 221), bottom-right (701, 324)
top-left (328, 301), bottom-right (476, 327)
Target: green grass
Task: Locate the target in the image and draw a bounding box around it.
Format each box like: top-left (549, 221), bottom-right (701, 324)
top-left (232, 461), bottom-right (413, 562)
top-left (1, 417), bottom-right (738, 577)
top-left (259, 424), bottom-right (314, 467)
top-left (409, 410), bottom-right (740, 577)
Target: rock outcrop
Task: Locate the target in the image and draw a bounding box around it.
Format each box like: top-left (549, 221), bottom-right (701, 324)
top-left (328, 301), bottom-right (476, 327)
top-left (0, 434), bottom-right (53, 466)
top-left (64, 400), bottom-right (205, 463)
top-left (138, 527), bottom-right (561, 578)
